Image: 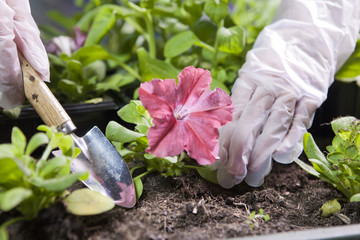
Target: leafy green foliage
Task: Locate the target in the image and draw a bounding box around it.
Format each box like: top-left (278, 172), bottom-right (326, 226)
top-left (43, 0), bottom-right (281, 105)
top-left (0, 125), bottom-right (87, 220)
top-left (296, 116), bottom-right (360, 200)
top-left (0, 126), bottom-right (115, 236)
top-left (48, 45), bottom-right (137, 104)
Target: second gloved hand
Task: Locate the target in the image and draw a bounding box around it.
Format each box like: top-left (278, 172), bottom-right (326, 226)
top-left (214, 0), bottom-right (360, 188)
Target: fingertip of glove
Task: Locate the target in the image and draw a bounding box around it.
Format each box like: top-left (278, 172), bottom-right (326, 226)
top-left (217, 167), bottom-right (246, 189)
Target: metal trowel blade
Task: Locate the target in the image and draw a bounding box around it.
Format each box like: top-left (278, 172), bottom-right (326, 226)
top-left (56, 126), bottom-right (136, 208)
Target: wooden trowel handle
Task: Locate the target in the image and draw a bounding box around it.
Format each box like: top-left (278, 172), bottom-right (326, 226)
top-left (19, 52), bottom-right (76, 132)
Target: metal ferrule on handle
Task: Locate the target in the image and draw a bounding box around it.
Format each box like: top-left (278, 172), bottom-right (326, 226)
top-left (19, 52), bottom-right (77, 133)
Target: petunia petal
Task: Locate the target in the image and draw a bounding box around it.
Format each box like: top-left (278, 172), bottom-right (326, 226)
top-left (147, 116), bottom-right (186, 157)
top-left (176, 66), bottom-right (212, 108)
top-left (139, 79), bottom-right (177, 119)
top-left (139, 66), bottom-right (234, 165)
top-left (183, 116), bottom-right (220, 165)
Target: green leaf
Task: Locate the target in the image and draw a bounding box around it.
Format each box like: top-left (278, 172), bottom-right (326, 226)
top-left (204, 0), bottom-right (228, 24)
top-left (345, 145), bottom-right (358, 159)
top-left (137, 48), bottom-right (179, 82)
top-left (38, 156), bottom-right (68, 178)
top-left (0, 227), bottom-right (8, 240)
top-left (303, 133), bottom-right (330, 168)
top-left (164, 31), bottom-right (198, 58)
top-left (0, 158), bottom-right (23, 183)
top-left (0, 144), bottom-right (15, 159)
top-left (338, 129), bottom-right (352, 141)
top-left (350, 193), bottom-right (360, 202)
top-left (0, 188), bottom-right (32, 211)
top-left (217, 25), bottom-right (246, 55)
top-left (72, 45), bottom-right (111, 66)
top-left (117, 102), bottom-right (144, 125)
top-left (309, 159), bottom-right (338, 184)
top-left (106, 121), bottom-right (145, 143)
top-left (2, 106), bottom-right (21, 119)
top-left (96, 73), bottom-right (135, 92)
top-left (133, 177), bottom-right (144, 200)
top-left (25, 133), bottom-right (49, 155)
top-left (327, 152), bottom-right (345, 163)
top-left (84, 60), bottom-right (107, 82)
top-left (196, 165), bottom-right (218, 184)
top-left (67, 60), bottom-right (84, 84)
top-left (11, 127), bottom-right (26, 156)
top-left (140, 0), bottom-right (155, 8)
top-left (84, 6), bottom-right (117, 46)
top-left (58, 79), bottom-right (81, 97)
top-left (321, 199), bottom-right (341, 217)
top-left (294, 158), bottom-right (320, 177)
top-left (331, 116), bottom-right (356, 134)
top-left (64, 188), bottom-right (115, 215)
top-left (336, 43), bottom-right (360, 80)
top-left (194, 20), bottom-right (217, 45)
top-left (31, 172), bottom-right (87, 192)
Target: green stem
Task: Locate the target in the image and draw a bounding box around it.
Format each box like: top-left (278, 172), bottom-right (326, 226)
top-left (118, 61), bottom-right (142, 81)
top-left (134, 169), bottom-right (155, 180)
top-left (144, 10), bottom-right (156, 58)
top-left (195, 40), bottom-right (215, 53)
top-left (1, 216), bottom-right (26, 229)
top-left (37, 142), bottom-right (53, 172)
top-left (130, 165), bottom-right (146, 176)
top-left (212, 20), bottom-right (224, 68)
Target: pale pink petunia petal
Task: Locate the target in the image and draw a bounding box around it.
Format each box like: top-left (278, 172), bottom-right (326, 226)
top-left (138, 79), bottom-right (177, 119)
top-left (176, 66), bottom-right (212, 108)
top-left (138, 66), bottom-right (234, 165)
top-left (147, 116), bottom-right (186, 157)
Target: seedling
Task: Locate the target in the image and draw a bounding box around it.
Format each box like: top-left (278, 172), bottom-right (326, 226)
top-left (0, 126), bottom-right (114, 239)
top-left (245, 208), bottom-right (270, 229)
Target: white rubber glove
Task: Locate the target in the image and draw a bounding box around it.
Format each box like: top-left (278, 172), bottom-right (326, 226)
top-left (0, 0), bottom-right (49, 109)
top-left (215, 0), bottom-right (360, 188)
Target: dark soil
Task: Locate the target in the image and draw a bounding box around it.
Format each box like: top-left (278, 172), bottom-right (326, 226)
top-left (3, 157), bottom-right (360, 240)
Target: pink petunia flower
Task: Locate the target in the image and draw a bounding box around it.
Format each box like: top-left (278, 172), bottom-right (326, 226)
top-left (45, 26), bottom-right (86, 56)
top-left (138, 66), bottom-right (234, 165)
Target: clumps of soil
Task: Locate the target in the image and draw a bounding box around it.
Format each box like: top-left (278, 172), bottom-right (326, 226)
top-left (4, 160), bottom-right (360, 240)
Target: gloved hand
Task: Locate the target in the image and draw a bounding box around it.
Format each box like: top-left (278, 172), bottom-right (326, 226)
top-left (0, 0), bottom-right (49, 109)
top-left (215, 0), bottom-right (360, 188)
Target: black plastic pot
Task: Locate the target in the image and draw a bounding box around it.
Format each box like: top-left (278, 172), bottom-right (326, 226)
top-left (0, 100), bottom-right (121, 143)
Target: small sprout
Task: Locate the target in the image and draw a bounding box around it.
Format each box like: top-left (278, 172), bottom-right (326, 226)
top-left (245, 208), bottom-right (270, 229)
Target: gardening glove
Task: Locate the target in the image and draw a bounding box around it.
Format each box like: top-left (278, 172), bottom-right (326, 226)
top-left (0, 0), bottom-right (49, 109)
top-left (215, 0), bottom-right (360, 188)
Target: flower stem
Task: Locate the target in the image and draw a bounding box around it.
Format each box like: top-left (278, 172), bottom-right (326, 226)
top-left (144, 10), bottom-right (156, 58)
top-left (212, 20), bottom-right (224, 68)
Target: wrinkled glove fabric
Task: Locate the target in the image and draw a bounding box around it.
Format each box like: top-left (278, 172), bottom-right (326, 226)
top-left (216, 0), bottom-right (360, 188)
top-left (0, 0), bottom-right (49, 109)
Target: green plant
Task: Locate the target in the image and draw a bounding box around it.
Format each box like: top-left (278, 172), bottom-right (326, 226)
top-left (245, 208), bottom-right (270, 229)
top-left (0, 126), bottom-right (114, 239)
top-left (296, 116), bottom-right (360, 202)
top-left (41, 0), bottom-right (280, 104)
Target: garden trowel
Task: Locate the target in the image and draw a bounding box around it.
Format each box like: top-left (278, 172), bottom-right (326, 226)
top-left (19, 52), bottom-right (136, 208)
